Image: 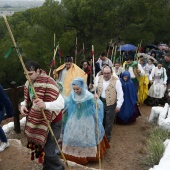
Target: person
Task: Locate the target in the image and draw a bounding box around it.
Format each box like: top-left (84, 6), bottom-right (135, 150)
top-left (138, 55), bottom-right (147, 66)
top-left (80, 59), bottom-right (92, 86)
top-left (96, 63), bottom-right (118, 79)
top-left (62, 78), bottom-right (110, 165)
top-left (162, 53), bottom-right (170, 90)
top-left (97, 52), bottom-right (113, 69)
top-left (53, 56), bottom-right (87, 96)
top-left (90, 66), bottom-right (124, 142)
top-left (161, 49), bottom-right (166, 58)
top-left (20, 60), bottom-right (65, 170)
top-left (162, 53), bottom-right (170, 103)
top-left (151, 51), bottom-right (160, 63)
top-left (123, 55), bottom-right (145, 91)
top-left (116, 71), bottom-right (141, 124)
top-left (112, 61), bottom-right (123, 77)
top-left (87, 56), bottom-right (100, 76)
top-left (146, 61), bottom-right (167, 106)
top-left (139, 58), bottom-right (146, 69)
top-left (144, 58), bottom-right (155, 80)
top-left (0, 84), bottom-right (14, 152)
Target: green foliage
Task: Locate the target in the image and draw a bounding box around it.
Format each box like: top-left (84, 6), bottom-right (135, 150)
top-left (145, 127), bottom-right (170, 166)
top-left (1, 0), bottom-right (170, 87)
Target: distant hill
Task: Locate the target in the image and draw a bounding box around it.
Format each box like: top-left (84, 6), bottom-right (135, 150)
top-left (0, 0), bottom-right (45, 16)
top-left (0, 0), bottom-right (44, 8)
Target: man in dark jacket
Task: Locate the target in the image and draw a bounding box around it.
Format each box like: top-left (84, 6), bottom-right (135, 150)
top-left (0, 84), bottom-right (14, 152)
top-left (162, 53), bottom-right (170, 89)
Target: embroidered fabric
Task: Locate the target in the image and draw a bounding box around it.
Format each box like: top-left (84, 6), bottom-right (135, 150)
top-left (62, 144), bottom-right (97, 157)
top-left (62, 78), bottom-right (105, 152)
top-left (149, 81), bottom-right (166, 98)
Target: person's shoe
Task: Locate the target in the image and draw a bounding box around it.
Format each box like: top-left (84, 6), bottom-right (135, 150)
top-left (0, 142), bottom-right (10, 152)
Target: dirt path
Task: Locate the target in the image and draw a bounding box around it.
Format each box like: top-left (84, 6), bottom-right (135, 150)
top-left (0, 105), bottom-right (152, 170)
top-left (88, 104), bottom-right (152, 170)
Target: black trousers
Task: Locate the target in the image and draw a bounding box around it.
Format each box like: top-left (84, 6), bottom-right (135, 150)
top-left (100, 97), bottom-right (116, 142)
top-left (43, 120), bottom-right (65, 170)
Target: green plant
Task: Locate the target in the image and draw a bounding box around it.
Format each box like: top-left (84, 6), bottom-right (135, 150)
top-left (144, 127), bottom-right (170, 167)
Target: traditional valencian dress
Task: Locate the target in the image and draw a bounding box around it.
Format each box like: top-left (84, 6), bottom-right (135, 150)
top-left (116, 71), bottom-right (141, 124)
top-left (146, 66), bottom-right (167, 106)
top-left (62, 78), bottom-right (110, 165)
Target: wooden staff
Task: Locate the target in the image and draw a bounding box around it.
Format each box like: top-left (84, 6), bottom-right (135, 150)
top-left (83, 43), bottom-right (85, 59)
top-left (107, 39), bottom-right (113, 59)
top-left (3, 15), bottom-right (70, 170)
top-left (114, 46), bottom-right (117, 65)
top-left (49, 42), bottom-right (59, 76)
top-left (111, 47), bottom-right (114, 64)
top-left (90, 58), bottom-right (93, 84)
top-left (92, 45), bottom-right (101, 170)
top-left (107, 47), bottom-right (110, 58)
top-left (135, 43), bottom-right (140, 62)
top-left (139, 39), bottom-right (142, 48)
top-left (119, 45), bottom-right (122, 65)
top-left (58, 42), bottom-right (62, 65)
top-left (54, 33), bottom-right (56, 58)
top-left (75, 37), bottom-right (77, 64)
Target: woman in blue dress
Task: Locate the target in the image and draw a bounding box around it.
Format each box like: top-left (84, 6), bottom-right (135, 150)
top-left (116, 71), bottom-right (141, 124)
top-left (62, 78), bottom-right (110, 165)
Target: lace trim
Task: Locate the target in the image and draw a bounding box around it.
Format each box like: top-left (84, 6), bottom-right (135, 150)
top-left (62, 143), bottom-right (97, 157)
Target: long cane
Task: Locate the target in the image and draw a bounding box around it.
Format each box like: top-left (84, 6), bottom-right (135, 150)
top-left (3, 15), bottom-right (70, 170)
top-left (92, 45), bottom-right (101, 170)
top-left (75, 37), bottom-right (77, 64)
top-left (49, 43), bottom-right (59, 76)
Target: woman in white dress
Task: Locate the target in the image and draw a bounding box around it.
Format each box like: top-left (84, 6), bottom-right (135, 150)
top-left (147, 62), bottom-right (167, 105)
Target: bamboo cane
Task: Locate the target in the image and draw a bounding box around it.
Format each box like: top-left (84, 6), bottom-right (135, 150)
top-left (3, 15), bottom-right (70, 170)
top-left (54, 33), bottom-right (56, 58)
top-left (111, 46), bottom-right (114, 65)
top-left (135, 43), bottom-right (140, 62)
top-left (49, 43), bottom-right (59, 76)
top-left (90, 59), bottom-right (93, 84)
top-left (113, 46), bottom-right (117, 65)
top-left (92, 45), bottom-right (101, 170)
top-left (119, 45), bottom-right (122, 65)
top-left (107, 47), bottom-right (109, 58)
top-left (139, 40), bottom-right (142, 48)
top-left (58, 42), bottom-right (62, 65)
top-left (83, 43), bottom-right (85, 59)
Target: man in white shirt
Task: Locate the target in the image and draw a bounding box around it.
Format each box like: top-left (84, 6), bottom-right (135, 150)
top-left (91, 66), bottom-right (124, 142)
top-left (97, 52), bottom-right (113, 69)
top-left (123, 55), bottom-right (145, 91)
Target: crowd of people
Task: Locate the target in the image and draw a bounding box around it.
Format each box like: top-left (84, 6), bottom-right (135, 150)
top-left (0, 49), bottom-right (170, 169)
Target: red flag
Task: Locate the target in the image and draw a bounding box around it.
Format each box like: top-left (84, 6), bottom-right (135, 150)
top-left (57, 48), bottom-right (62, 58)
top-left (50, 59), bottom-right (55, 68)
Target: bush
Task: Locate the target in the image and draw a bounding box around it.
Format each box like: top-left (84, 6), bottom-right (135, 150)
top-left (144, 127), bottom-right (170, 166)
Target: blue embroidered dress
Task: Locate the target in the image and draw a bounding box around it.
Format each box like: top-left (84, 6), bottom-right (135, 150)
top-left (62, 78), bottom-right (105, 158)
